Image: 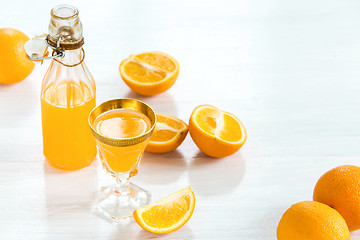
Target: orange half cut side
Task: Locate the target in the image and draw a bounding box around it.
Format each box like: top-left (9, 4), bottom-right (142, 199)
top-left (146, 113), bottom-right (188, 153)
top-left (119, 51), bottom-right (179, 96)
top-left (189, 105), bottom-right (246, 157)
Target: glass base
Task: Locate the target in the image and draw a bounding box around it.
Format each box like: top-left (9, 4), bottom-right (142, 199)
top-left (93, 182), bottom-right (151, 223)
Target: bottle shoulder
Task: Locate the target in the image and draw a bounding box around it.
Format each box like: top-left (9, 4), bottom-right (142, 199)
top-left (41, 58), bottom-right (96, 107)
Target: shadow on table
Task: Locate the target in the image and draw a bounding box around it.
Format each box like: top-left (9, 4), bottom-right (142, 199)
top-left (43, 159), bottom-right (99, 216)
top-left (187, 151), bottom-right (246, 196)
top-left (135, 225), bottom-right (194, 240)
top-left (137, 150), bottom-right (188, 185)
top-left (124, 90), bottom-right (178, 116)
top-left (106, 220), bottom-right (194, 240)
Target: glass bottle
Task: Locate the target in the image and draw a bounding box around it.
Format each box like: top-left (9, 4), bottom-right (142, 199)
top-left (41, 5), bottom-right (96, 170)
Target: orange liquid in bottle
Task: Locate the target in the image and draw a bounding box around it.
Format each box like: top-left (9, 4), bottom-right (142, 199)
top-left (93, 109), bottom-right (151, 173)
top-left (41, 81), bottom-right (96, 170)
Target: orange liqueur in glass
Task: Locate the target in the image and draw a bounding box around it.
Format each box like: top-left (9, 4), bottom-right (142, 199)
top-left (93, 109), bottom-right (151, 175)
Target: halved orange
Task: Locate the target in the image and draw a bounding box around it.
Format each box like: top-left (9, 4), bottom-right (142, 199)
top-left (133, 186), bottom-right (195, 234)
top-left (146, 113), bottom-right (188, 153)
top-left (119, 51), bottom-right (179, 96)
top-left (189, 105), bottom-right (246, 158)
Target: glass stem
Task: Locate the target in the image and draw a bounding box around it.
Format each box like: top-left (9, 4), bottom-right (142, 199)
top-left (115, 174), bottom-right (130, 196)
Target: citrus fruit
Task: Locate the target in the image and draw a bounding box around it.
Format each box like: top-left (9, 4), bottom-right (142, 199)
top-left (188, 105), bottom-right (246, 158)
top-left (146, 113), bottom-right (188, 153)
top-left (119, 52), bottom-right (179, 96)
top-left (313, 165), bottom-right (360, 231)
top-left (119, 51), bottom-right (179, 96)
top-left (277, 201), bottom-right (350, 240)
top-left (0, 28), bottom-right (34, 85)
top-left (133, 186), bottom-right (195, 234)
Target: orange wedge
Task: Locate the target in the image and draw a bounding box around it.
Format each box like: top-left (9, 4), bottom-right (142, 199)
top-left (189, 105), bottom-right (246, 158)
top-left (133, 186), bottom-right (195, 234)
top-left (146, 113), bottom-right (188, 153)
top-left (119, 51), bottom-right (179, 96)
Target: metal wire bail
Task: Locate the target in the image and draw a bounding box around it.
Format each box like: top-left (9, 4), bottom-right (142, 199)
top-left (28, 35), bottom-right (85, 67)
top-left (28, 35), bottom-right (65, 61)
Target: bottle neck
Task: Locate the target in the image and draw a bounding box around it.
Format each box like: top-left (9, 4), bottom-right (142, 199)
top-left (49, 5), bottom-right (83, 47)
top-left (56, 48), bottom-right (83, 66)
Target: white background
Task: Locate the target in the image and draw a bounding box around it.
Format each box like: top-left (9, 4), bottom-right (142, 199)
top-left (1, 0), bottom-right (360, 239)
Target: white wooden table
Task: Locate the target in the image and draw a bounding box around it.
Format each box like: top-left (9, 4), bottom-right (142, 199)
top-left (1, 0), bottom-right (360, 239)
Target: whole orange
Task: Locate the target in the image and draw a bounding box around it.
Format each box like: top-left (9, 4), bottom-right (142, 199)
top-left (0, 28), bottom-right (34, 85)
top-left (277, 201), bottom-right (350, 240)
top-left (313, 165), bottom-right (360, 231)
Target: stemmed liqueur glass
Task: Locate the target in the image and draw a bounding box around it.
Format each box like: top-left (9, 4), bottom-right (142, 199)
top-left (88, 98), bottom-right (156, 222)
